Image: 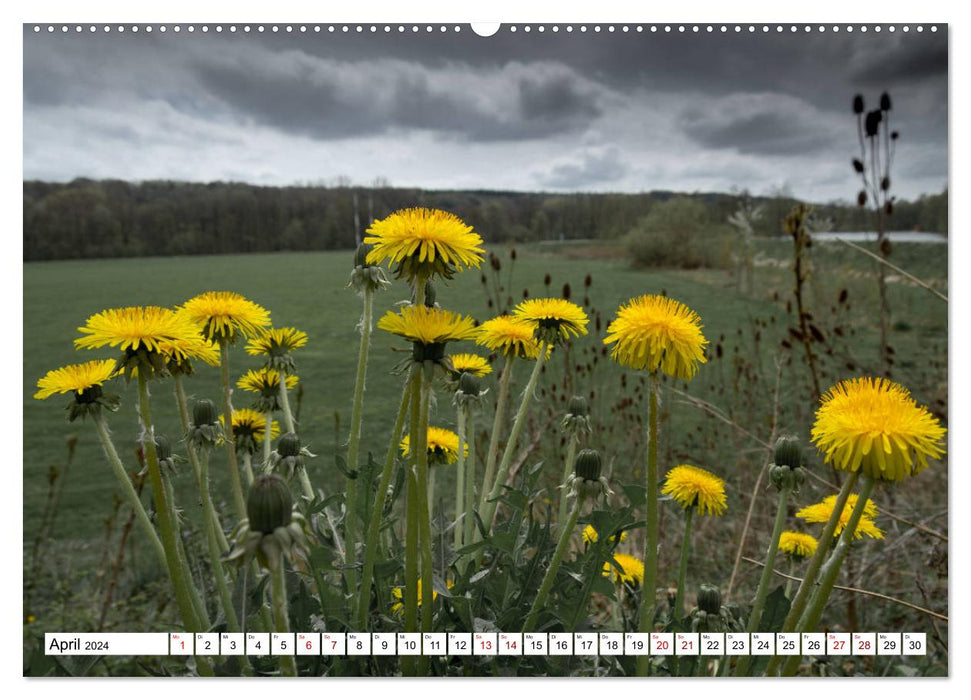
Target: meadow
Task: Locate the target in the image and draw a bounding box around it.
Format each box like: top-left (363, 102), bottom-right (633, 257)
top-left (22, 237), bottom-right (948, 676)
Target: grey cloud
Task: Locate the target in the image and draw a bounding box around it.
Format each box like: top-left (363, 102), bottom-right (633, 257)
top-left (850, 37), bottom-right (948, 86)
top-left (681, 94), bottom-right (840, 156)
top-left (537, 148), bottom-right (628, 189)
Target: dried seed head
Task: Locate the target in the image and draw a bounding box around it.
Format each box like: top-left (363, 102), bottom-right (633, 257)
top-left (853, 94), bottom-right (865, 114)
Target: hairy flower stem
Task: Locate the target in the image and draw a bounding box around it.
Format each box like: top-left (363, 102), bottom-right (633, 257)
top-left (766, 470), bottom-right (858, 676)
top-left (356, 378), bottom-right (412, 631)
top-left (200, 448), bottom-right (240, 633)
top-left (219, 340), bottom-right (247, 521)
top-left (298, 469), bottom-right (315, 502)
top-left (135, 375), bottom-right (211, 671)
top-left (402, 366), bottom-right (423, 677)
top-left (263, 411), bottom-right (273, 469)
top-left (523, 494), bottom-right (583, 633)
top-left (344, 285), bottom-right (374, 598)
top-left (462, 409), bottom-right (477, 553)
top-left (164, 477), bottom-right (210, 629)
top-left (270, 558), bottom-right (298, 677)
top-left (479, 356), bottom-right (516, 522)
top-left (673, 508), bottom-right (694, 622)
top-left (416, 361), bottom-right (436, 675)
top-left (91, 413), bottom-right (167, 570)
top-left (480, 346), bottom-right (547, 534)
top-left (635, 374), bottom-right (660, 677)
top-left (454, 408), bottom-right (467, 552)
top-left (278, 368), bottom-right (296, 434)
top-left (172, 377), bottom-right (230, 552)
top-left (780, 474), bottom-right (876, 677)
top-left (734, 483), bottom-right (792, 676)
top-left (557, 435), bottom-right (580, 533)
top-left (242, 452), bottom-right (255, 484)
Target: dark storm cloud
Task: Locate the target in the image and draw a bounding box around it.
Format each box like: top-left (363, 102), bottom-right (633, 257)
top-left (850, 37), bottom-right (949, 86)
top-left (681, 94), bottom-right (840, 156)
top-left (191, 47), bottom-right (604, 141)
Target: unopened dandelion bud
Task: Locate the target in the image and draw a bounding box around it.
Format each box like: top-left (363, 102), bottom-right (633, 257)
top-left (354, 242), bottom-right (372, 269)
top-left (277, 432), bottom-right (301, 458)
top-left (575, 448), bottom-right (602, 481)
top-left (562, 395), bottom-right (592, 436)
top-left (773, 435), bottom-right (802, 470)
top-left (769, 463), bottom-right (790, 490)
top-left (697, 583), bottom-right (722, 616)
top-left (348, 242), bottom-right (391, 293)
top-left (568, 395), bottom-right (589, 417)
top-left (458, 372), bottom-right (482, 397)
top-left (247, 474), bottom-right (293, 534)
top-left (193, 399), bottom-right (218, 427)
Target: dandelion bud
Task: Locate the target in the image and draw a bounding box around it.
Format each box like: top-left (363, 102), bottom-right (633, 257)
top-left (568, 395), bottom-right (589, 417)
top-left (277, 432), bottom-right (301, 458)
top-left (155, 434), bottom-right (172, 461)
top-left (773, 435), bottom-right (802, 470)
top-left (193, 398), bottom-right (218, 427)
top-left (857, 190), bottom-right (867, 207)
top-left (354, 242), bottom-right (372, 269)
top-left (697, 583), bottom-right (722, 616)
top-left (852, 94), bottom-right (865, 114)
top-left (880, 92), bottom-right (892, 111)
top-left (852, 158), bottom-right (864, 174)
top-left (458, 372), bottom-right (483, 397)
top-left (575, 448), bottom-right (602, 481)
top-left (247, 474), bottom-right (293, 534)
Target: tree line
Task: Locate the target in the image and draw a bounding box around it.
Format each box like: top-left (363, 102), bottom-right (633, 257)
top-left (23, 179), bottom-right (947, 261)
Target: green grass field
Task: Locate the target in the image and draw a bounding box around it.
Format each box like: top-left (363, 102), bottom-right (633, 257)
top-left (23, 240), bottom-right (948, 663)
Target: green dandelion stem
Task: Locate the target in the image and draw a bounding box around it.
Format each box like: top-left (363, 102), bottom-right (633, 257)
top-left (163, 476), bottom-right (210, 630)
top-left (91, 413), bottom-right (167, 571)
top-left (270, 557), bottom-right (298, 677)
top-left (781, 474), bottom-right (877, 677)
top-left (416, 360), bottom-right (436, 675)
top-left (557, 434), bottom-right (580, 533)
top-left (345, 284), bottom-right (374, 598)
top-left (219, 340), bottom-right (248, 522)
top-left (277, 367), bottom-right (296, 434)
top-left (481, 346), bottom-right (547, 534)
top-left (298, 469), bottom-right (315, 502)
top-left (767, 470), bottom-right (859, 676)
top-left (735, 482), bottom-right (792, 676)
top-left (463, 408), bottom-right (477, 553)
top-left (523, 493), bottom-right (582, 633)
top-left (356, 375), bottom-right (413, 631)
top-left (200, 448), bottom-right (240, 633)
top-left (479, 355), bottom-right (516, 522)
top-left (635, 374), bottom-right (660, 677)
top-left (454, 407), bottom-right (467, 552)
top-left (673, 507), bottom-right (694, 622)
top-left (173, 376), bottom-right (229, 552)
top-left (402, 365), bottom-right (423, 677)
top-left (262, 410), bottom-right (273, 470)
top-left (242, 452), bottom-right (255, 485)
top-left (135, 374), bottom-right (208, 642)
top-left (784, 559), bottom-right (796, 599)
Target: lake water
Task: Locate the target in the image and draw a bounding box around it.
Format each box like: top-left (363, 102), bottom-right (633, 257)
top-left (813, 231), bottom-right (947, 244)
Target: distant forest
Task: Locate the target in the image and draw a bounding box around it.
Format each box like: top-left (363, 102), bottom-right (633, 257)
top-left (23, 179), bottom-right (948, 261)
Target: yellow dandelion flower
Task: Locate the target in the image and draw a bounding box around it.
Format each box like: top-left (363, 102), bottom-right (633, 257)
top-left (390, 578), bottom-right (453, 615)
top-left (400, 426), bottom-right (468, 465)
top-left (778, 531), bottom-right (818, 559)
top-left (448, 353), bottom-right (493, 377)
top-left (811, 377), bottom-right (946, 482)
top-left (34, 359), bottom-right (119, 399)
top-left (179, 291), bottom-right (271, 344)
top-left (245, 327), bottom-right (309, 368)
top-left (364, 207), bottom-right (485, 281)
top-left (603, 294), bottom-right (708, 381)
top-left (222, 408), bottom-right (280, 445)
top-left (512, 297), bottom-right (589, 342)
top-left (602, 553), bottom-right (644, 585)
top-left (75, 306), bottom-right (205, 358)
top-left (796, 493), bottom-right (884, 539)
top-left (237, 368), bottom-right (299, 394)
top-left (475, 315), bottom-right (546, 359)
top-left (377, 305), bottom-right (478, 347)
top-left (661, 464), bottom-right (727, 516)
top-left (581, 524), bottom-right (628, 545)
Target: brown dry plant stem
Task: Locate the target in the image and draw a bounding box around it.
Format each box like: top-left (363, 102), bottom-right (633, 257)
top-left (785, 203), bottom-right (822, 402)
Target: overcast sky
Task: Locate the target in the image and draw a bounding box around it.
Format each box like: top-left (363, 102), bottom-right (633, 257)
top-left (22, 25), bottom-right (947, 202)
